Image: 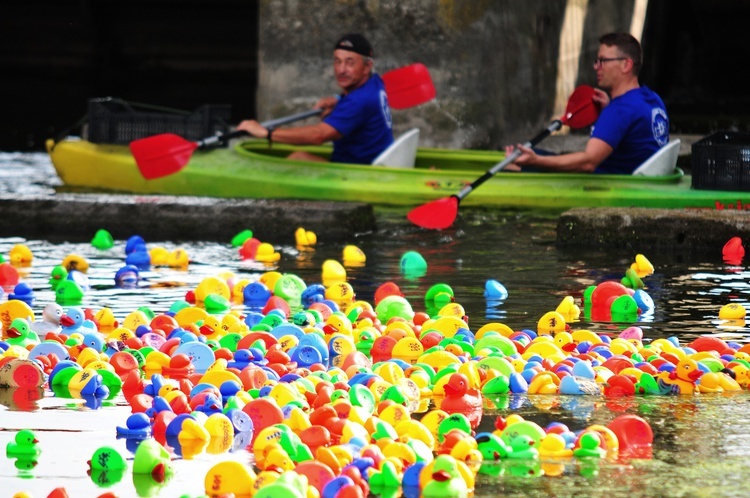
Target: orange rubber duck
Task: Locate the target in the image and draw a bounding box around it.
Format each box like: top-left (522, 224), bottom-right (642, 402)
top-left (440, 373), bottom-right (483, 428)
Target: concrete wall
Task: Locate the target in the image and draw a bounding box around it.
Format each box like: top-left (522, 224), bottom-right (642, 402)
top-left (257, 0), bottom-right (635, 149)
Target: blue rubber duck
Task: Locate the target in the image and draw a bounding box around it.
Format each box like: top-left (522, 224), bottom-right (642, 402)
top-left (6, 429), bottom-right (41, 458)
top-left (60, 306), bottom-right (97, 335)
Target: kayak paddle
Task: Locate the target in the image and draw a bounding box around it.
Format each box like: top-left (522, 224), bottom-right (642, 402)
top-left (407, 85), bottom-right (600, 230)
top-left (131, 63), bottom-right (436, 180)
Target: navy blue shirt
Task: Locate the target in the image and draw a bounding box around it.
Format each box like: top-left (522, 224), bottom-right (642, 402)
top-left (591, 86), bottom-right (669, 174)
top-left (324, 73), bottom-right (394, 164)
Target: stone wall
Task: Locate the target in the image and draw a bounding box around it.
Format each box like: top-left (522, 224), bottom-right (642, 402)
top-left (257, 0), bottom-right (635, 149)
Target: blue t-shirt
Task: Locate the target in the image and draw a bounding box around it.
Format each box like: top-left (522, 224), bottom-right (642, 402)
top-left (324, 73), bottom-right (394, 164)
top-left (591, 86), bottom-right (669, 174)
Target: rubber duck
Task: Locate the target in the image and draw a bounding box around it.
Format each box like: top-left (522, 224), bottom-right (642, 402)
top-left (422, 454), bottom-right (469, 498)
top-left (698, 371), bottom-right (742, 393)
top-left (116, 413), bottom-right (153, 439)
top-left (29, 303), bottom-right (63, 336)
top-left (203, 461), bottom-right (257, 497)
top-left (539, 433), bottom-right (573, 459)
top-left (475, 432), bottom-right (511, 461)
top-left (132, 438), bottom-right (173, 483)
top-left (295, 227), bottom-right (317, 247)
top-left (88, 445), bottom-right (128, 471)
top-left (9, 244), bottom-right (33, 267)
top-left (505, 435), bottom-right (540, 460)
top-left (368, 459), bottom-right (402, 489)
top-left (60, 307), bottom-right (97, 335)
top-left (6, 430), bottom-right (41, 458)
top-left (253, 470), bottom-right (310, 498)
top-left (573, 432), bottom-right (607, 458)
top-left (440, 373), bottom-right (483, 428)
top-left (9, 282), bottom-right (35, 306)
top-left (5, 318), bottom-right (40, 349)
top-left (657, 358), bottom-right (702, 394)
top-left (48, 265), bottom-right (68, 290)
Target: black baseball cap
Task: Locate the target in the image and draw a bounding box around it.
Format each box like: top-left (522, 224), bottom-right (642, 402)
top-left (333, 33), bottom-right (374, 58)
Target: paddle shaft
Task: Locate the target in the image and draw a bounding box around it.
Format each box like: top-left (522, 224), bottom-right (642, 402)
top-left (196, 109), bottom-right (324, 149)
top-left (454, 119), bottom-right (563, 201)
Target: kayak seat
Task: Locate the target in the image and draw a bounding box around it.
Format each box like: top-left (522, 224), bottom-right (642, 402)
top-left (372, 128), bottom-right (420, 168)
top-left (632, 139), bottom-right (681, 176)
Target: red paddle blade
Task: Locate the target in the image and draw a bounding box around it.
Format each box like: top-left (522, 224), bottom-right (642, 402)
top-left (407, 196), bottom-right (459, 230)
top-left (563, 85), bottom-right (599, 129)
top-left (129, 133), bottom-right (199, 180)
top-left (382, 63), bottom-right (436, 110)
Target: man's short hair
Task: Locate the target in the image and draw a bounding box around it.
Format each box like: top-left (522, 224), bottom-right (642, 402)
top-left (599, 32), bottom-right (642, 75)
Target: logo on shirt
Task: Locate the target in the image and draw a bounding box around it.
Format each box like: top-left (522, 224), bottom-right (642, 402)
top-left (380, 90), bottom-right (392, 129)
top-left (652, 108), bottom-right (668, 146)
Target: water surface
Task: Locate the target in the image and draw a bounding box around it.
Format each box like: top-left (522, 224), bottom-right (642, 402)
top-left (1, 153), bottom-right (750, 497)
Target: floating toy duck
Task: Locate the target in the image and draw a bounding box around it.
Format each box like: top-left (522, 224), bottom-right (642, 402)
top-left (475, 432), bottom-right (511, 461)
top-left (116, 413), bottom-right (153, 439)
top-left (48, 265), bottom-right (68, 290)
top-left (5, 318), bottom-right (40, 349)
top-left (253, 470), bottom-right (311, 498)
top-left (29, 303), bottom-right (63, 336)
top-left (697, 371), bottom-right (742, 393)
top-left (8, 282), bottom-right (35, 306)
top-left (295, 227), bottom-right (317, 247)
top-left (504, 435), bottom-right (540, 460)
top-left (6, 430), bottom-right (41, 458)
top-left (422, 454), bottom-right (469, 498)
top-left (573, 432), bottom-right (607, 458)
top-left (9, 244), bottom-right (33, 267)
top-left (88, 445), bottom-right (128, 471)
top-left (440, 373), bottom-right (483, 428)
top-left (204, 460), bottom-right (257, 497)
top-left (657, 358), bottom-right (702, 394)
top-left (132, 438), bottom-right (173, 483)
top-left (60, 307), bottom-right (97, 335)
top-left (539, 433), bottom-right (573, 459)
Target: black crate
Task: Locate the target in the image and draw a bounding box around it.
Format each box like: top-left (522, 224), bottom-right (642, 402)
top-left (86, 98), bottom-right (231, 145)
top-left (691, 131), bottom-right (750, 191)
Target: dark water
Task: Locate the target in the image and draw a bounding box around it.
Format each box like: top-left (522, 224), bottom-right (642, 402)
top-left (2, 153), bottom-right (750, 497)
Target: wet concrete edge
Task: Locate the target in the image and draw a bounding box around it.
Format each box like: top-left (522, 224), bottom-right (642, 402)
top-left (0, 194), bottom-right (377, 244)
top-left (557, 207), bottom-right (750, 252)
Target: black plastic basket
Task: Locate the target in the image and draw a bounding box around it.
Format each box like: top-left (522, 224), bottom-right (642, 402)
top-left (86, 98), bottom-right (231, 145)
top-left (691, 131), bottom-right (750, 191)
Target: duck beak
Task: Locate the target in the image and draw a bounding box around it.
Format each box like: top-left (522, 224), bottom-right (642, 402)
top-left (689, 369), bottom-right (703, 381)
top-left (432, 469), bottom-right (451, 482)
top-left (151, 462), bottom-right (166, 483)
top-left (6, 328), bottom-right (21, 338)
top-left (443, 383), bottom-right (458, 396)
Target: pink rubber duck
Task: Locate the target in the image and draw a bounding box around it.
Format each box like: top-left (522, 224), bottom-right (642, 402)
top-left (440, 373), bottom-right (483, 428)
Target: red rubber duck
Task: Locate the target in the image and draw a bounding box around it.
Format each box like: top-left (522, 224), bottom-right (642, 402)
top-left (440, 372), bottom-right (483, 428)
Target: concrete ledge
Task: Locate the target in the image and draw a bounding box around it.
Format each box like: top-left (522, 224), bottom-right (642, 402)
top-left (557, 208), bottom-right (750, 251)
top-left (0, 194), bottom-right (377, 243)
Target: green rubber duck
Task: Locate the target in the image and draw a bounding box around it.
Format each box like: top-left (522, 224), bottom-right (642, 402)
top-left (132, 439), bottom-right (173, 483)
top-left (369, 459), bottom-right (402, 488)
top-left (5, 318), bottom-right (40, 349)
top-left (6, 429), bottom-right (41, 458)
top-left (505, 435), bottom-right (540, 460)
top-left (422, 454), bottom-right (468, 498)
top-left (573, 432), bottom-right (607, 458)
top-left (89, 445), bottom-right (128, 471)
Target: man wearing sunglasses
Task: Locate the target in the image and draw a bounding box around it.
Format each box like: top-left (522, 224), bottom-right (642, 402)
top-left (506, 32), bottom-right (669, 174)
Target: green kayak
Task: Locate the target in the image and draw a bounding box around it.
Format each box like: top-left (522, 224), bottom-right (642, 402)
top-left (47, 138), bottom-right (750, 211)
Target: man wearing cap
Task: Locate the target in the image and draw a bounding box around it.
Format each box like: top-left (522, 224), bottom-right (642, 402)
top-left (237, 33), bottom-right (393, 164)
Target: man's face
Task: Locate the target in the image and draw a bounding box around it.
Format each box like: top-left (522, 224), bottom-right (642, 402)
top-left (595, 44), bottom-right (627, 91)
top-left (333, 49), bottom-right (372, 93)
